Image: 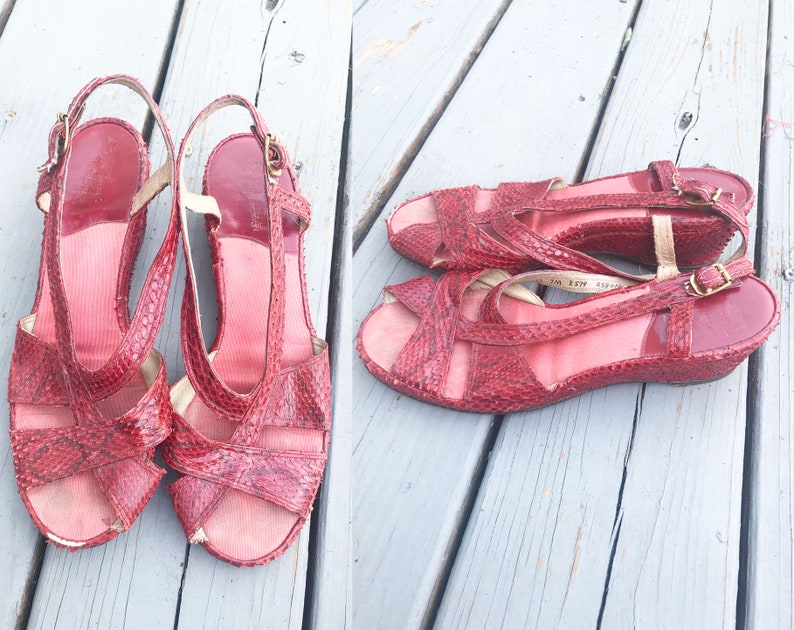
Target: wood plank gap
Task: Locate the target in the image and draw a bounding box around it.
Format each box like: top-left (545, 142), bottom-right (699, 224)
top-left (351, 0), bottom-right (514, 252)
top-left (171, 543), bottom-right (191, 630)
top-left (737, 350), bottom-right (762, 630)
top-left (673, 0), bottom-right (714, 166)
top-left (302, 42), bottom-right (353, 630)
top-left (420, 416), bottom-right (504, 630)
top-left (595, 386), bottom-right (643, 630)
top-left (0, 0), bottom-right (15, 37)
top-left (736, 6), bottom-right (774, 623)
top-left (254, 0), bottom-right (286, 109)
top-left (574, 0), bottom-right (645, 185)
top-left (13, 535), bottom-right (45, 630)
top-left (142, 0), bottom-right (186, 142)
top-left (352, 0), bottom-right (370, 17)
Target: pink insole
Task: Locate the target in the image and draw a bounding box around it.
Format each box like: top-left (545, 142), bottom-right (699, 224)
top-left (183, 134), bottom-right (320, 562)
top-left (390, 168), bottom-right (750, 262)
top-left (15, 121), bottom-right (148, 542)
top-left (361, 276), bottom-right (777, 400)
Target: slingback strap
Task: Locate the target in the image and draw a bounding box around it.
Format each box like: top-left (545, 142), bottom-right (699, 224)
top-left (496, 161), bottom-right (753, 287)
top-left (470, 261), bottom-right (755, 345)
top-left (40, 74), bottom-right (179, 400)
top-left (412, 161), bottom-right (749, 276)
top-left (177, 95), bottom-right (290, 419)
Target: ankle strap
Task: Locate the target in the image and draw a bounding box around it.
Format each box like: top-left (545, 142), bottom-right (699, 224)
top-left (177, 95), bottom-right (289, 418)
top-left (37, 74), bottom-right (175, 178)
top-left (41, 74), bottom-right (179, 399)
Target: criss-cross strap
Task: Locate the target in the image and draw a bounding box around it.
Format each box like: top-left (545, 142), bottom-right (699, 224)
top-left (39, 74), bottom-right (179, 400)
top-left (387, 270), bottom-right (489, 397)
top-left (392, 161), bottom-right (750, 273)
top-left (164, 412), bottom-right (326, 520)
top-left (9, 344), bottom-right (172, 529)
top-left (163, 349), bottom-right (331, 540)
top-left (384, 256), bottom-right (758, 400)
top-left (488, 161), bottom-right (744, 274)
top-left (178, 96), bottom-right (293, 419)
top-left (384, 274), bottom-right (436, 315)
top-left (10, 357), bottom-right (171, 491)
top-left (8, 320), bottom-right (69, 406)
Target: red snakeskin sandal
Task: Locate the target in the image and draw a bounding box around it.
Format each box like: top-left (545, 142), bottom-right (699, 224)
top-left (8, 75), bottom-right (179, 548)
top-left (388, 161), bottom-right (753, 273)
top-left (162, 97), bottom-right (331, 567)
top-left (360, 206), bottom-right (779, 413)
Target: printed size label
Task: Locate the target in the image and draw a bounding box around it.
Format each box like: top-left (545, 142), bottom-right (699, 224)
top-left (540, 275), bottom-right (629, 293)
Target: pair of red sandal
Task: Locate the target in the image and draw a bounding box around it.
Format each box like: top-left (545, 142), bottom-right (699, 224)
top-left (8, 75), bottom-right (331, 566)
top-left (358, 161), bottom-right (780, 413)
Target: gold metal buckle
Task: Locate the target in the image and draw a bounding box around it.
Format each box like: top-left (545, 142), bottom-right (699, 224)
top-left (249, 124), bottom-right (285, 180)
top-left (55, 112), bottom-right (70, 155)
top-left (687, 263), bottom-right (732, 296)
top-left (263, 132), bottom-right (284, 180)
top-left (683, 187), bottom-right (722, 206)
top-left (37, 112), bottom-right (71, 173)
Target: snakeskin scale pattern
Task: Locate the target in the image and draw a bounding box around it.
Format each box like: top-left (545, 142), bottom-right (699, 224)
top-left (388, 161), bottom-right (751, 273)
top-left (7, 75), bottom-right (179, 547)
top-left (358, 260), bottom-right (779, 414)
top-left (11, 359), bottom-right (171, 490)
top-left (163, 96), bottom-right (332, 567)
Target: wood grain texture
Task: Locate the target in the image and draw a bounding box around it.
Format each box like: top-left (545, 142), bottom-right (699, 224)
top-left (310, 165), bottom-right (353, 628)
top-left (351, 0), bottom-right (510, 239)
top-left (177, 534), bottom-right (309, 630)
top-left (351, 0), bottom-right (637, 626)
top-left (435, 390), bottom-right (639, 629)
top-left (593, 0), bottom-right (767, 626)
top-left (745, 0), bottom-right (794, 625)
top-left (28, 477), bottom-right (187, 630)
top-left (0, 0), bottom-right (181, 627)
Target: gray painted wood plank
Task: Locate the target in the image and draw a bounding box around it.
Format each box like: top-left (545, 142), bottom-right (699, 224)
top-left (351, 0), bottom-right (510, 239)
top-left (436, 0), bottom-right (769, 627)
top-left (436, 391), bottom-right (638, 629)
top-left (28, 484), bottom-right (187, 630)
top-left (352, 0), bottom-right (638, 626)
top-left (176, 535), bottom-right (309, 630)
top-left (745, 0), bottom-right (794, 625)
top-left (595, 0), bottom-right (767, 625)
top-left (0, 1), bottom-right (182, 627)
top-left (310, 159), bottom-right (353, 628)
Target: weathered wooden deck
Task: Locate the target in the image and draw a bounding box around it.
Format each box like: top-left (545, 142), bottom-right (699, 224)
top-left (1, 0), bottom-right (792, 628)
top-left (0, 1), bottom-right (350, 628)
top-left (353, 1), bottom-right (792, 629)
